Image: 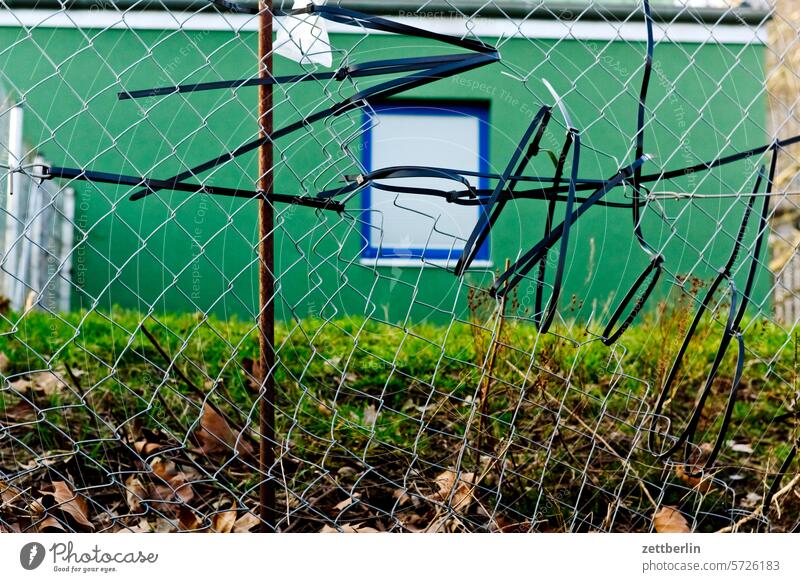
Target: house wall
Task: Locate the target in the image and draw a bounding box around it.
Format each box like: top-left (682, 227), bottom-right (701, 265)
top-left (0, 12), bottom-right (769, 323)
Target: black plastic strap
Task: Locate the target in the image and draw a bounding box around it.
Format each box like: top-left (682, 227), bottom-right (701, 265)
top-left (311, 5), bottom-right (494, 54)
top-left (676, 155), bottom-right (776, 472)
top-left (536, 130), bottom-right (580, 333)
top-left (128, 51), bottom-right (496, 201)
top-left (535, 129), bottom-right (572, 328)
top-left (599, 138), bottom-right (786, 344)
top-left (672, 284), bottom-right (742, 465)
top-left (732, 152), bottom-right (777, 330)
top-left (596, 0), bottom-right (662, 345)
top-left (531, 81), bottom-right (581, 332)
top-left (641, 134), bottom-right (800, 186)
top-left (454, 105), bottom-right (552, 276)
top-left (118, 54), bottom-right (487, 101)
top-left (490, 155), bottom-right (650, 298)
top-left (343, 131), bottom-right (800, 196)
top-left (121, 5), bottom-right (499, 201)
top-left (647, 160), bottom-right (771, 469)
top-left (46, 166), bottom-right (344, 211)
top-left (695, 330), bottom-right (745, 473)
top-left (330, 133), bottom-right (800, 202)
top-left (328, 178), bottom-right (642, 208)
top-left (631, 0), bottom-right (656, 255)
top-left (763, 439), bottom-right (799, 516)
top-left (600, 253), bottom-right (664, 346)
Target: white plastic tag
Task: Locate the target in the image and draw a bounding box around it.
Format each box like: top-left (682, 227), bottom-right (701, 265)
top-left (275, 0), bottom-right (333, 68)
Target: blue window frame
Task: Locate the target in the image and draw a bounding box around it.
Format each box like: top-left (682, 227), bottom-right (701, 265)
top-left (361, 102), bottom-right (490, 264)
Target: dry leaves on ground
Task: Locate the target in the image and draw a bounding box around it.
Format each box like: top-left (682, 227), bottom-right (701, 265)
top-left (232, 512), bottom-right (261, 532)
top-left (10, 368), bottom-right (82, 397)
top-left (333, 494), bottom-right (361, 512)
top-left (150, 458), bottom-right (196, 508)
top-left (194, 404), bottom-right (254, 458)
top-left (210, 506), bottom-right (238, 533)
top-left (434, 470), bottom-right (475, 514)
top-left (1, 481), bottom-right (24, 511)
top-left (134, 439), bottom-right (166, 457)
top-left (319, 523), bottom-right (380, 533)
top-left (675, 464), bottom-right (714, 494)
top-left (1, 397), bottom-right (37, 422)
top-left (40, 481), bottom-right (94, 531)
top-left (653, 506), bottom-right (690, 533)
top-left (124, 476), bottom-right (148, 513)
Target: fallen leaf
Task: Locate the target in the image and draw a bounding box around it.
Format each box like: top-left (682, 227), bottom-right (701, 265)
top-left (153, 517), bottom-right (177, 533)
top-left (211, 508), bottom-right (237, 533)
top-left (11, 371), bottom-right (69, 396)
top-left (434, 470), bottom-right (475, 513)
top-left (36, 516), bottom-right (67, 532)
top-left (124, 518), bottom-right (152, 533)
top-left (675, 464), bottom-right (714, 494)
top-left (392, 488), bottom-right (419, 507)
top-left (1, 481), bottom-right (25, 509)
top-left (49, 481), bottom-right (93, 531)
top-left (233, 512), bottom-right (261, 533)
top-left (194, 404), bottom-right (254, 458)
top-left (1, 398), bottom-right (37, 421)
top-left (333, 495), bottom-right (360, 512)
top-left (150, 458), bottom-right (195, 506)
top-left (399, 512), bottom-right (429, 532)
top-left (653, 506), bottom-right (690, 533)
top-left (134, 440), bottom-right (165, 456)
top-left (319, 522), bottom-right (379, 533)
top-left (124, 476), bottom-right (148, 513)
top-left (178, 507), bottom-right (202, 531)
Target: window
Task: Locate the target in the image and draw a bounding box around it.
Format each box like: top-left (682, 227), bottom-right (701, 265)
top-left (360, 102), bottom-right (490, 266)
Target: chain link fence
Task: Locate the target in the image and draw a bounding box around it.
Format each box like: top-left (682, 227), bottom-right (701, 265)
top-left (0, 0), bottom-right (799, 533)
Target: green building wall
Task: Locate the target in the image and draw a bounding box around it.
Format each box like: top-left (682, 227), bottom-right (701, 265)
top-left (0, 19), bottom-right (769, 324)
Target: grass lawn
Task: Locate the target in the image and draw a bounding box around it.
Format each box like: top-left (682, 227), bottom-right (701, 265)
top-left (1, 294), bottom-right (798, 532)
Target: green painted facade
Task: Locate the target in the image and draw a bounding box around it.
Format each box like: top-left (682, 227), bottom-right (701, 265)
top-left (0, 18), bottom-right (769, 323)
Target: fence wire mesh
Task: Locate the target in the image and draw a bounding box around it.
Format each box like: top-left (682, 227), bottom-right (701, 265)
top-left (0, 0), bottom-right (799, 533)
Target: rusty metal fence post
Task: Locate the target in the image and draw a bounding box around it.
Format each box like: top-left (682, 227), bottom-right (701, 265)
top-left (258, 0), bottom-right (276, 531)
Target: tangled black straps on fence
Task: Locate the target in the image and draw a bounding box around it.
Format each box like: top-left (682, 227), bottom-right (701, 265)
top-left (318, 0), bottom-right (800, 356)
top-left (454, 105), bottom-right (554, 278)
top-left (600, 0), bottom-right (661, 346)
top-left (648, 160), bottom-right (771, 472)
top-left (485, 80), bottom-right (580, 335)
top-left (120, 2), bottom-right (498, 202)
top-left (35, 2), bottom-right (498, 209)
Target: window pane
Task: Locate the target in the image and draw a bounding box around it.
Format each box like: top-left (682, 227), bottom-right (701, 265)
top-left (364, 105), bottom-right (488, 262)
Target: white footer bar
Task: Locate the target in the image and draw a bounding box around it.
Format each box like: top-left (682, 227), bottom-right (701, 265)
top-left (1, 533), bottom-right (799, 581)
